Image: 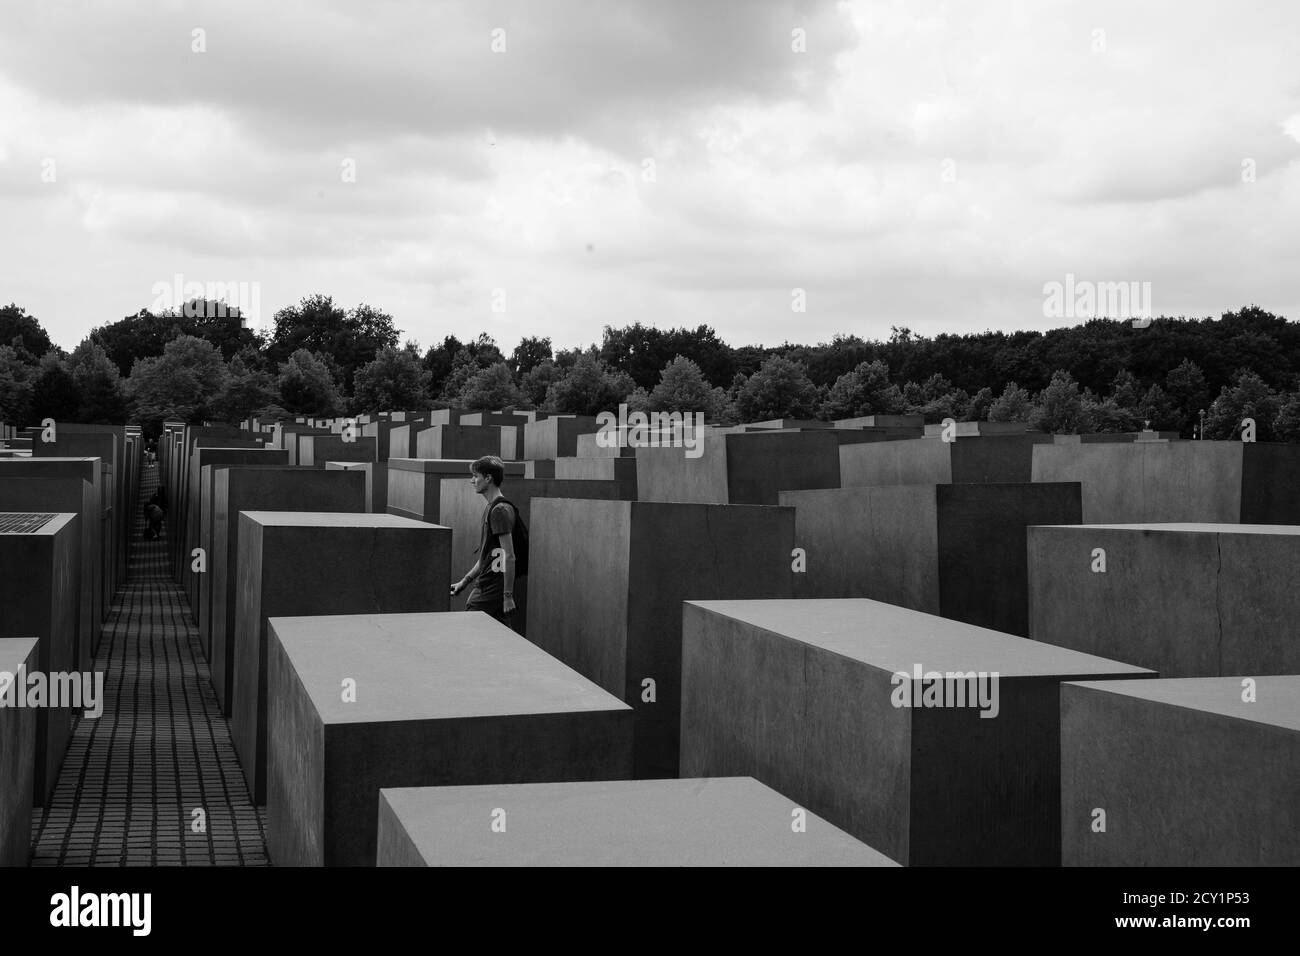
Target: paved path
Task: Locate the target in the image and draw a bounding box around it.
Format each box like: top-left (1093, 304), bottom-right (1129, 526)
top-left (29, 463), bottom-right (269, 866)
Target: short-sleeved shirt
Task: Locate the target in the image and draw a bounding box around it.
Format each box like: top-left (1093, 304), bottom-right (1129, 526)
top-left (472, 499), bottom-right (516, 602)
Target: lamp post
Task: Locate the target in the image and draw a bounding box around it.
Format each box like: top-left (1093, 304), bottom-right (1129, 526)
top-left (1199, 408), bottom-right (1206, 440)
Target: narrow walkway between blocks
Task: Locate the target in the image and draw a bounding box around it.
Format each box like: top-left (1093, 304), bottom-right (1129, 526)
top-left (29, 461), bottom-right (270, 866)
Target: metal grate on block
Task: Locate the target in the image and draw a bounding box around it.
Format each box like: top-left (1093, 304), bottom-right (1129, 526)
top-left (0, 513), bottom-right (57, 534)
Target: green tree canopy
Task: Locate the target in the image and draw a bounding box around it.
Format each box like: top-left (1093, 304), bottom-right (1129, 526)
top-left (352, 345), bottom-right (432, 413)
top-left (544, 355), bottom-right (635, 416)
top-left (734, 355), bottom-right (820, 421)
top-left (212, 354), bottom-right (279, 423)
top-left (647, 355), bottom-right (723, 417)
top-left (987, 381), bottom-right (1035, 423)
top-left (819, 359), bottom-right (901, 419)
top-left (1204, 369), bottom-right (1281, 440)
top-left (459, 362), bottom-right (524, 410)
top-left (68, 341), bottom-right (129, 424)
top-left (30, 351), bottom-right (81, 424)
top-left (1032, 370), bottom-right (1085, 433)
top-left (266, 295), bottom-right (398, 395)
top-left (126, 334), bottom-right (230, 433)
top-left (0, 345), bottom-right (36, 425)
top-left (276, 349), bottom-right (343, 416)
top-left (510, 336), bottom-right (553, 377)
top-left (0, 303), bottom-right (53, 362)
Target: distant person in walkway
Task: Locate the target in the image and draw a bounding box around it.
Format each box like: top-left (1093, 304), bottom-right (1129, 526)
top-left (143, 503), bottom-right (165, 539)
top-left (450, 456), bottom-right (526, 627)
top-left (144, 486), bottom-right (167, 540)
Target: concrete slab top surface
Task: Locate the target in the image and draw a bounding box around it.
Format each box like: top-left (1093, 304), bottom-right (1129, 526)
top-left (0, 511), bottom-right (77, 535)
top-left (239, 511), bottom-right (445, 530)
top-left (686, 599), bottom-right (1154, 678)
top-left (270, 612), bottom-right (632, 724)
top-left (1034, 523), bottom-right (1300, 536)
top-left (1065, 676), bottom-right (1300, 731)
top-left (380, 777), bottom-right (897, 866)
top-left (0, 636), bottom-right (39, 672)
top-left (388, 458), bottom-right (526, 475)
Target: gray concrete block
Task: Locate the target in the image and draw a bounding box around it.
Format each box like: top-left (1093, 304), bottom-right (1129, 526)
top-left (746, 419), bottom-right (834, 429)
top-left (426, 408), bottom-right (467, 425)
top-left (528, 499), bottom-right (795, 777)
top-left (1055, 432), bottom-right (1179, 443)
top-left (298, 435), bottom-right (376, 469)
top-left (0, 478), bottom-right (95, 672)
top-left (266, 612), bottom-right (633, 866)
top-left (459, 411), bottom-right (532, 427)
top-left (232, 512), bottom-right (452, 803)
top-left (415, 425), bottom-right (512, 462)
top-left (0, 638), bottom-right (38, 866)
top-left (210, 467), bottom-right (366, 715)
top-left (1061, 676), bottom-right (1300, 866)
top-left (386, 422), bottom-right (429, 460)
top-left (325, 461), bottom-right (388, 514)
top-left (637, 431), bottom-right (840, 506)
top-left (360, 421), bottom-right (398, 461)
top-left (1029, 523), bottom-right (1300, 676)
top-left (1031, 440), bottom-right (1300, 523)
top-left (377, 777), bottom-right (897, 866)
top-left (523, 416), bottom-right (598, 459)
top-left (576, 433), bottom-right (634, 458)
top-left (0, 513), bottom-right (79, 806)
top-left (923, 421), bottom-right (1032, 437)
top-left (386, 458), bottom-right (525, 525)
top-left (33, 427), bottom-right (125, 592)
top-left (552, 457), bottom-right (636, 498)
top-left (281, 428), bottom-right (331, 466)
top-left (834, 415), bottom-right (925, 428)
top-left (0, 459), bottom-right (104, 634)
top-left (439, 477), bottom-right (633, 625)
top-left (781, 483), bottom-right (1082, 637)
top-left (187, 449), bottom-right (284, 610)
top-left (842, 434), bottom-right (1054, 487)
top-left (679, 598), bottom-right (1152, 865)
top-left (196, 451), bottom-right (290, 643)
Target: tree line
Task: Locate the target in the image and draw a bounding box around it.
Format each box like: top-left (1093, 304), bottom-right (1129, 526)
top-left (1, 297), bottom-right (1297, 441)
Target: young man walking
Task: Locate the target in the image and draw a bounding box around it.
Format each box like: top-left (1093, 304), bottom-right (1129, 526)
top-left (450, 455), bottom-right (519, 626)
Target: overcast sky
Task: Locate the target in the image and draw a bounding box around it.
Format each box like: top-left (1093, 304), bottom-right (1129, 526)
top-left (2, 0), bottom-right (1299, 353)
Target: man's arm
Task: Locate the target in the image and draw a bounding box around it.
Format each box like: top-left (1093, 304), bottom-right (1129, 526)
top-left (495, 533), bottom-right (517, 611)
top-left (451, 550), bottom-right (489, 596)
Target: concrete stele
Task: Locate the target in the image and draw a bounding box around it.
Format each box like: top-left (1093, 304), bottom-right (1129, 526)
top-left (1030, 440), bottom-right (1300, 524)
top-left (0, 638), bottom-right (38, 866)
top-left (527, 498), bottom-right (796, 777)
top-left (1061, 676), bottom-right (1300, 866)
top-left (266, 612), bottom-right (633, 866)
top-left (231, 511), bottom-right (452, 803)
top-left (780, 482), bottom-right (1082, 637)
top-left (679, 597), bottom-right (1153, 866)
top-left (377, 778), bottom-right (897, 866)
top-left (1029, 522), bottom-right (1300, 676)
top-left (0, 513), bottom-right (79, 806)
top-left (209, 467), bottom-right (367, 715)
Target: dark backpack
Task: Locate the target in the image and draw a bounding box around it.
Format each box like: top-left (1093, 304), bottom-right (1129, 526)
top-left (488, 497), bottom-right (529, 577)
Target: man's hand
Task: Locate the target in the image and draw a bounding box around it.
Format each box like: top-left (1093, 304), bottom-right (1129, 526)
top-left (450, 578), bottom-right (467, 597)
top-left (503, 593), bottom-right (516, 614)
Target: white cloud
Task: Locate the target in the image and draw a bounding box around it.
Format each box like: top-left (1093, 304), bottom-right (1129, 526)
top-left (0, 0), bottom-right (1297, 353)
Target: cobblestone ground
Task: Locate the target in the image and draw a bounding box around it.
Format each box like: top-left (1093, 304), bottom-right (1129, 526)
top-left (29, 462), bottom-right (270, 866)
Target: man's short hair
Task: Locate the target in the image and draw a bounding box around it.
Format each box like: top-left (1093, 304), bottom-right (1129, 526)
top-left (471, 455), bottom-right (506, 487)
